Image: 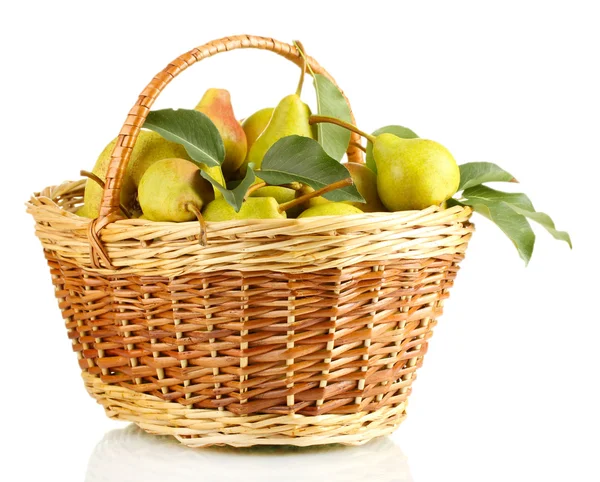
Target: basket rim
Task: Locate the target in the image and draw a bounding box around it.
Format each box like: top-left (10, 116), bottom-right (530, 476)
top-left (28, 178), bottom-right (473, 227)
top-left (27, 178), bottom-right (474, 276)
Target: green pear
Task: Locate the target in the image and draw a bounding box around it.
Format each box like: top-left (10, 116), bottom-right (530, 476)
top-left (75, 205), bottom-right (98, 219)
top-left (75, 205), bottom-right (94, 218)
top-left (234, 107), bottom-right (274, 179)
top-left (138, 158), bottom-right (214, 222)
top-left (250, 185), bottom-right (304, 218)
top-left (77, 130), bottom-right (226, 218)
top-left (241, 55), bottom-right (314, 173)
top-left (298, 202), bottom-right (364, 218)
top-left (373, 133), bottom-right (460, 211)
top-left (343, 163), bottom-right (387, 212)
top-left (242, 107), bottom-right (274, 153)
top-left (292, 185), bottom-right (330, 212)
top-left (77, 131), bottom-right (190, 218)
top-left (245, 94), bottom-right (314, 171)
top-left (250, 186), bottom-right (295, 205)
top-left (202, 197), bottom-right (286, 221)
top-left (202, 164), bottom-right (226, 198)
top-left (195, 88), bottom-right (247, 178)
top-left (307, 117), bottom-right (460, 212)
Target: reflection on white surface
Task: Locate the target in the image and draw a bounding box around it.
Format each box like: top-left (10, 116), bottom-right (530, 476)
top-left (85, 424), bottom-right (413, 482)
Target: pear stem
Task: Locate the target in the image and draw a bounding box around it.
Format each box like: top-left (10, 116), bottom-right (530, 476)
top-left (293, 40), bottom-right (307, 96)
top-left (244, 181), bottom-right (305, 201)
top-left (244, 182), bottom-right (267, 199)
top-left (278, 178), bottom-right (353, 214)
top-left (294, 40), bottom-right (316, 78)
top-left (80, 170), bottom-right (132, 218)
top-left (185, 203), bottom-right (207, 247)
top-left (309, 116), bottom-right (377, 144)
top-left (350, 141), bottom-right (367, 153)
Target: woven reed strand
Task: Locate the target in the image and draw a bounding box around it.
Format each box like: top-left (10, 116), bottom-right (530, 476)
top-left (84, 371), bottom-right (407, 447)
top-left (27, 182), bottom-right (472, 424)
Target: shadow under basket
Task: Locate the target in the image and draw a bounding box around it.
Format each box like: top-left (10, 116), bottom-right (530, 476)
top-left (26, 35), bottom-right (474, 448)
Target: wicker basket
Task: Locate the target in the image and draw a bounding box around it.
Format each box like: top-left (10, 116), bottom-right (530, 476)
top-left (26, 35), bottom-right (473, 448)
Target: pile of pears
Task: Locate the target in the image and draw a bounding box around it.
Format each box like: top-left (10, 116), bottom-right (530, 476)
top-left (77, 71), bottom-right (460, 225)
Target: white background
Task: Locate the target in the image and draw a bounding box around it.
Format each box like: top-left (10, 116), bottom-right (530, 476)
top-left (2, 1), bottom-right (598, 481)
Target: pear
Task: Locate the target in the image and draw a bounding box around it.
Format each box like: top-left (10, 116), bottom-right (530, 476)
top-left (234, 107), bottom-right (274, 179)
top-left (202, 164), bottom-right (226, 198)
top-left (202, 197), bottom-right (286, 221)
top-left (138, 158), bottom-right (214, 222)
top-left (195, 88), bottom-right (247, 178)
top-left (78, 131), bottom-right (190, 218)
top-left (242, 107), bottom-right (274, 153)
top-left (298, 203), bottom-right (363, 218)
top-left (373, 134), bottom-right (460, 211)
top-left (244, 55), bottom-right (314, 172)
top-left (250, 186), bottom-right (295, 205)
top-left (245, 95), bottom-right (314, 171)
top-left (230, 178), bottom-right (355, 221)
top-left (309, 117), bottom-right (460, 212)
top-left (75, 205), bottom-right (94, 218)
top-left (293, 185), bottom-right (329, 211)
top-left (343, 163), bottom-right (387, 212)
top-left (250, 185), bottom-right (304, 218)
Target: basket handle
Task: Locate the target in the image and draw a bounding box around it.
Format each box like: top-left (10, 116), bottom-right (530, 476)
top-left (89, 35), bottom-right (364, 268)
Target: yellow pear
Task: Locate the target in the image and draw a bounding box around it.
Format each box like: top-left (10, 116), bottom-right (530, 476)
top-left (245, 95), bottom-right (313, 171)
top-left (78, 131), bottom-right (189, 218)
top-left (373, 134), bottom-right (460, 211)
top-left (202, 197), bottom-right (286, 221)
top-left (234, 107), bottom-right (274, 178)
top-left (250, 185), bottom-right (304, 218)
top-left (343, 163), bottom-right (386, 212)
top-left (242, 107), bottom-right (274, 153)
top-left (308, 117), bottom-right (460, 212)
top-left (298, 203), bottom-right (363, 218)
top-left (77, 131), bottom-right (225, 218)
top-left (195, 88), bottom-right (247, 178)
top-left (243, 57), bottom-right (314, 173)
top-left (138, 158), bottom-right (214, 222)
top-left (250, 186), bottom-right (295, 205)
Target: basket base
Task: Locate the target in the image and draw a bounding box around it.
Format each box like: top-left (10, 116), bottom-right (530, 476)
top-left (83, 372), bottom-right (408, 448)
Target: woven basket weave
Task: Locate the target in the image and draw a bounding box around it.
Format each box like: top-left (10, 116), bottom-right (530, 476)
top-left (26, 35), bottom-right (473, 448)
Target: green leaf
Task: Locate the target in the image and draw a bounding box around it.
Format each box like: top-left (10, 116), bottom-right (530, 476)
top-left (459, 185), bottom-right (572, 264)
top-left (460, 198), bottom-right (536, 264)
top-left (463, 185), bottom-right (534, 211)
top-left (312, 74), bottom-right (352, 161)
top-left (366, 125), bottom-right (419, 173)
top-left (144, 109), bottom-right (224, 167)
top-left (458, 162), bottom-right (517, 191)
top-left (258, 136), bottom-right (364, 203)
top-left (201, 166), bottom-right (256, 213)
top-left (506, 205), bottom-right (572, 248)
